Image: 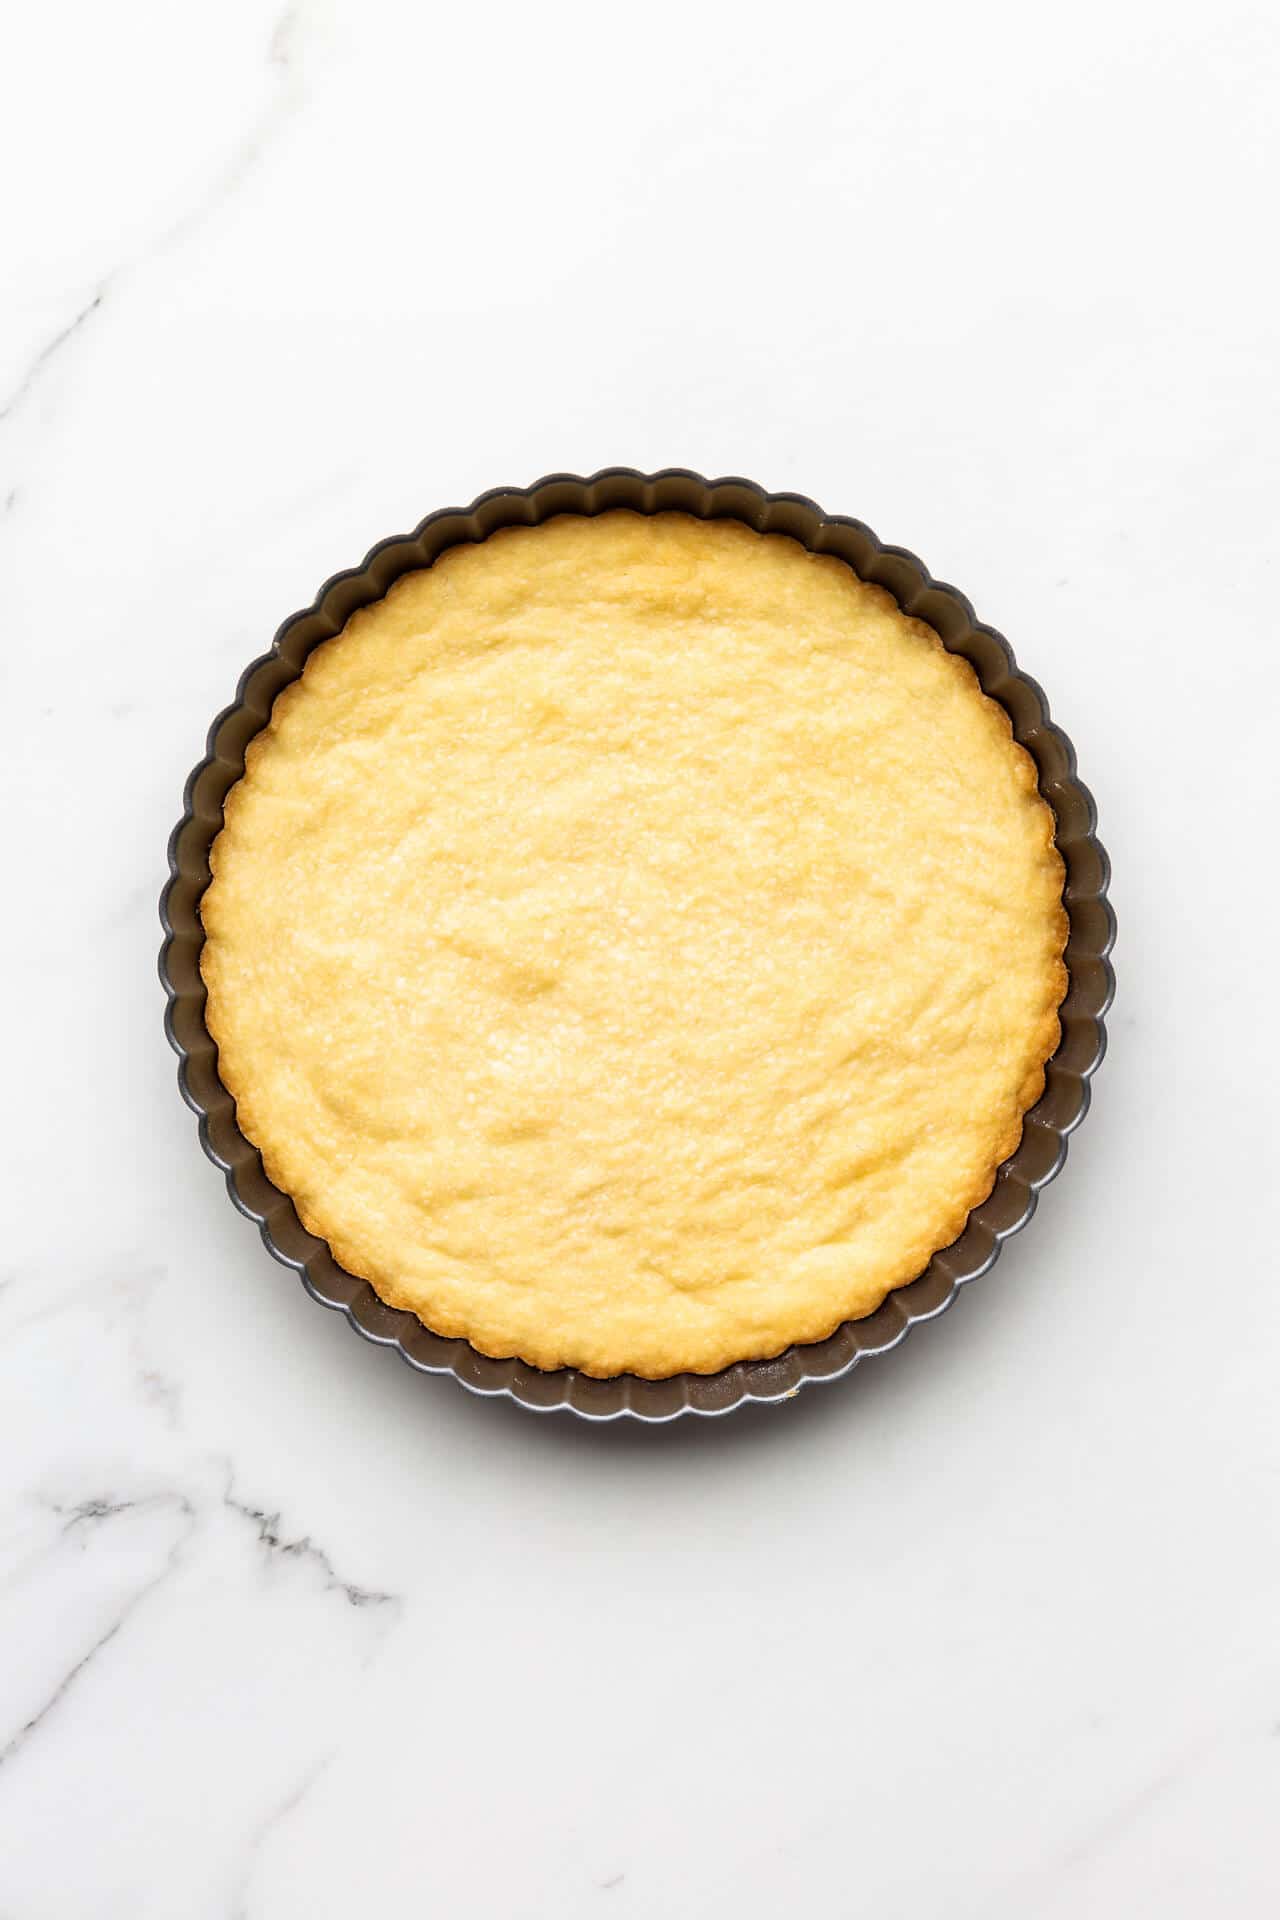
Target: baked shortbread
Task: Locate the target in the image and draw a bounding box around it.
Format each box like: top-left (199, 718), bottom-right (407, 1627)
top-left (202, 513), bottom-right (1067, 1377)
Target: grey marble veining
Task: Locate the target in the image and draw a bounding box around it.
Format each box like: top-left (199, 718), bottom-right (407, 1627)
top-left (2, 0), bottom-right (1278, 1913)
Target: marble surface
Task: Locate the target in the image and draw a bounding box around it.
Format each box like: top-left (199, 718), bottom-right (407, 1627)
top-left (3, 1), bottom-right (1278, 1913)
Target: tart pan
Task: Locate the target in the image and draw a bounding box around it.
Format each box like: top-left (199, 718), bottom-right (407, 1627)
top-left (160, 469), bottom-right (1114, 1422)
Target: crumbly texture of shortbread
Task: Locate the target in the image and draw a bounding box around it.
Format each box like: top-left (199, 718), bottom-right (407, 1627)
top-left (202, 512), bottom-right (1066, 1377)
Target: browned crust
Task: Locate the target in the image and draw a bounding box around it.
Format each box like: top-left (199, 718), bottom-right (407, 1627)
top-left (201, 519), bottom-right (1069, 1380)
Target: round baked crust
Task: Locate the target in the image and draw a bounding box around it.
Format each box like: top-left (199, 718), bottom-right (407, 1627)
top-left (202, 513), bottom-right (1067, 1378)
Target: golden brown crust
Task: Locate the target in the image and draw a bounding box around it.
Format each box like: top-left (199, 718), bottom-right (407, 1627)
top-left (202, 513), bottom-right (1067, 1378)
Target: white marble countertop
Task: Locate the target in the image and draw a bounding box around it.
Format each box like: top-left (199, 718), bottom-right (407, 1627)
top-left (3, 1), bottom-right (1278, 1913)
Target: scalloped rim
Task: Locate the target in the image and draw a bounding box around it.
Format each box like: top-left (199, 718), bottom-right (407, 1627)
top-left (159, 469), bottom-right (1114, 1423)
